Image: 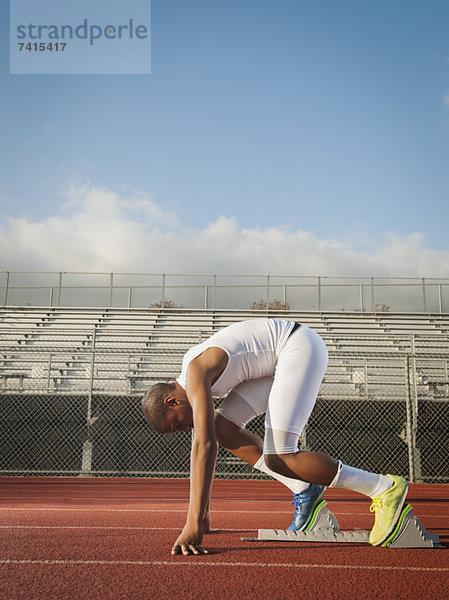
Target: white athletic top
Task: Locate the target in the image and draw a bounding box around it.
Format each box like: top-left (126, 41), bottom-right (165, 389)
top-left (176, 319), bottom-right (296, 397)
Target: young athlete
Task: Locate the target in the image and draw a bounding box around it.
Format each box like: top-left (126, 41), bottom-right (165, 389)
top-left (142, 319), bottom-right (408, 556)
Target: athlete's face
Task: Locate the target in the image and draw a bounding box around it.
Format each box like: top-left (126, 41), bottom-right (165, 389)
top-left (160, 400), bottom-right (193, 434)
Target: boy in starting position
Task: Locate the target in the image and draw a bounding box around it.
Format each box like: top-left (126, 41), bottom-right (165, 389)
top-left (142, 319), bottom-right (408, 555)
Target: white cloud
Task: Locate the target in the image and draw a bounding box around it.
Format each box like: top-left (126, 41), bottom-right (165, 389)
top-left (0, 181), bottom-right (448, 279)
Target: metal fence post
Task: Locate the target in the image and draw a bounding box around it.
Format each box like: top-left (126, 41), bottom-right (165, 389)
top-left (109, 273), bottom-right (114, 307)
top-left (407, 334), bottom-right (422, 482)
top-left (82, 327), bottom-right (97, 475)
top-left (422, 278), bottom-right (427, 313)
top-left (299, 426), bottom-right (307, 451)
top-left (161, 274), bottom-right (166, 307)
top-left (359, 285), bottom-right (364, 313)
top-left (404, 355), bottom-right (415, 482)
top-left (370, 277), bottom-right (375, 312)
top-left (87, 328), bottom-right (96, 425)
top-left (363, 358), bottom-right (368, 398)
top-left (213, 274), bottom-right (217, 309)
top-left (438, 284), bottom-right (443, 314)
top-left (3, 271), bottom-right (9, 306)
top-left (317, 276), bottom-right (321, 311)
top-left (445, 359), bottom-right (449, 400)
top-left (57, 272), bottom-right (63, 307)
top-left (266, 275), bottom-right (270, 306)
top-left (47, 353), bottom-right (52, 393)
top-left (204, 286), bottom-right (209, 310)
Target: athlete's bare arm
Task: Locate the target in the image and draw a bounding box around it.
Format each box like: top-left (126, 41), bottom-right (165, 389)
top-left (171, 347), bottom-right (228, 556)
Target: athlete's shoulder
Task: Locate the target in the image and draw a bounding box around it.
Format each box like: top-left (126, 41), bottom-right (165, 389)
top-left (188, 346), bottom-right (228, 375)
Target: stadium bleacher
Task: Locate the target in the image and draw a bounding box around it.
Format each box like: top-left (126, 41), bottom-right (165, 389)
top-left (1, 306), bottom-right (448, 395)
top-left (1, 306), bottom-right (448, 482)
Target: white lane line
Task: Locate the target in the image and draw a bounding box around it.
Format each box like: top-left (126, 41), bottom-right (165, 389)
top-left (0, 508), bottom-right (297, 514)
top-left (0, 497), bottom-right (191, 501)
top-left (0, 526), bottom-right (250, 532)
top-left (0, 559), bottom-right (448, 573)
top-left (0, 526), bottom-right (179, 531)
top-left (0, 507), bottom-right (447, 519)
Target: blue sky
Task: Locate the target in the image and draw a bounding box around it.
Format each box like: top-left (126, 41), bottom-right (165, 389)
top-left (1, 0), bottom-right (449, 276)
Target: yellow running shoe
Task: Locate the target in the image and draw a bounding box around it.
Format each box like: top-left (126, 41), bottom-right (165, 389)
top-left (369, 474), bottom-right (408, 546)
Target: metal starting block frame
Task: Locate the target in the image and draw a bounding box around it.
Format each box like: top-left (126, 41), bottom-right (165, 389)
top-left (242, 501), bottom-right (441, 549)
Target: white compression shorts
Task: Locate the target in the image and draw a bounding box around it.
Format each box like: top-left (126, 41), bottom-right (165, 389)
top-left (215, 325), bottom-right (328, 455)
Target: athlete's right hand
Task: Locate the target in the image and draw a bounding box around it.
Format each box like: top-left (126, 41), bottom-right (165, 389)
top-left (171, 524), bottom-right (208, 556)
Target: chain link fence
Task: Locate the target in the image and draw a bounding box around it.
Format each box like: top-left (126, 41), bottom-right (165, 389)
top-left (1, 346), bottom-right (448, 482)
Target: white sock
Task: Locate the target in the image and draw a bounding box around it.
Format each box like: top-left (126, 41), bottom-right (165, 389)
top-left (329, 461), bottom-right (393, 498)
top-left (253, 455), bottom-right (310, 495)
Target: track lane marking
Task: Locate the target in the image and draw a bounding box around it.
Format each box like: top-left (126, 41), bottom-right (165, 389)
top-left (0, 507), bottom-right (447, 518)
top-left (0, 559), bottom-right (448, 572)
top-left (0, 525), bottom-right (250, 532)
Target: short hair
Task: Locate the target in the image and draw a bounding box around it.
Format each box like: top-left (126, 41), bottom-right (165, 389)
top-left (141, 382), bottom-right (175, 430)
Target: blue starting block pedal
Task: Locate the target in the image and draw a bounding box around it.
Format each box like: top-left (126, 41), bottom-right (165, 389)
top-left (242, 501), bottom-right (441, 548)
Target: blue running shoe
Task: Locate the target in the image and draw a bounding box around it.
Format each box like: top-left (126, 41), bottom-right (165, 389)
top-left (287, 484), bottom-right (326, 531)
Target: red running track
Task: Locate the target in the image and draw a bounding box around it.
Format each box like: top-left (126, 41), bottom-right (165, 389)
top-left (0, 477), bottom-right (448, 600)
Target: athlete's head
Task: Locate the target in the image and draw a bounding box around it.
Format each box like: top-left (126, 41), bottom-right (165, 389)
top-left (142, 382), bottom-right (193, 433)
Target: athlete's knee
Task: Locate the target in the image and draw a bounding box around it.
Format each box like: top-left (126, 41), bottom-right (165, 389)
top-left (264, 453), bottom-right (293, 473)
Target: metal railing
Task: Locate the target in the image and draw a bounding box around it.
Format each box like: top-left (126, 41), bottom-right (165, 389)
top-left (2, 271), bottom-right (449, 312)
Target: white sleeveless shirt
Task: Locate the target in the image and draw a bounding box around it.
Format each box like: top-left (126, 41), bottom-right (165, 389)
top-left (176, 319), bottom-right (296, 397)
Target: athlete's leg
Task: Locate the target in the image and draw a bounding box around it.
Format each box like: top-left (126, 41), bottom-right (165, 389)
top-left (263, 326), bottom-right (388, 488)
top-left (215, 379), bottom-right (311, 495)
top-left (263, 325), bottom-right (408, 545)
top-left (216, 352), bottom-right (327, 531)
top-left (263, 325), bottom-right (338, 481)
top-left (264, 448), bottom-right (338, 484)
top-left (215, 412), bottom-right (262, 465)
top-left (215, 377), bottom-right (269, 464)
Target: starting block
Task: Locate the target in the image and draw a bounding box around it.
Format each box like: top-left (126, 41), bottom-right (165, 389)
top-left (242, 501), bottom-right (441, 548)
